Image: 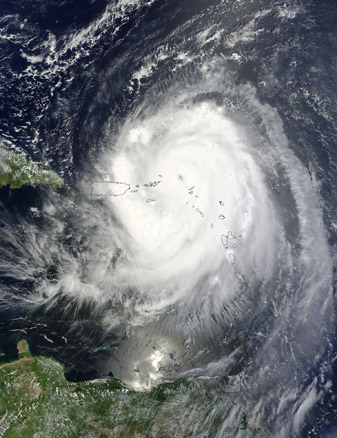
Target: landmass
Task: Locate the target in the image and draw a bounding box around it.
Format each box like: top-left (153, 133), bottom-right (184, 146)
top-left (90, 177), bottom-right (162, 197)
top-left (0, 340), bottom-right (272, 438)
top-left (0, 146), bottom-right (63, 190)
top-left (91, 181), bottom-right (130, 197)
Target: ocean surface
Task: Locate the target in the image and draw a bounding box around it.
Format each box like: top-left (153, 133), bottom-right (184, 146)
top-left (1, 0), bottom-right (337, 436)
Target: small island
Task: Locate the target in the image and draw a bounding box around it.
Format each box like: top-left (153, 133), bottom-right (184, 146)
top-left (0, 146), bottom-right (63, 190)
top-left (0, 340), bottom-right (271, 437)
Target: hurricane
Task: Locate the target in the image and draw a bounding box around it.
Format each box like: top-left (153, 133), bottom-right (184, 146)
top-left (0, 0), bottom-right (336, 437)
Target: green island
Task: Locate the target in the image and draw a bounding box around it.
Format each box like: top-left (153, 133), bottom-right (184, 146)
top-left (0, 340), bottom-right (271, 438)
top-left (0, 146), bottom-right (63, 190)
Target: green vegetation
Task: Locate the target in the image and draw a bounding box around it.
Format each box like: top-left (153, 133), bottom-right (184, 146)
top-left (0, 342), bottom-right (271, 438)
top-left (0, 146), bottom-right (63, 190)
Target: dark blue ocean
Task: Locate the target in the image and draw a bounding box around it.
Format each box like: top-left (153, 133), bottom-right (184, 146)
top-left (0, 0), bottom-right (337, 436)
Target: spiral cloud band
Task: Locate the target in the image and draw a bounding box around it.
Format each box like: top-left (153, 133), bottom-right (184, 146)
top-left (1, 1), bottom-right (336, 435)
top-left (4, 64), bottom-right (331, 436)
top-left (101, 100), bottom-right (277, 315)
top-left (87, 74), bottom-right (334, 433)
top-left (88, 73), bottom-right (332, 334)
